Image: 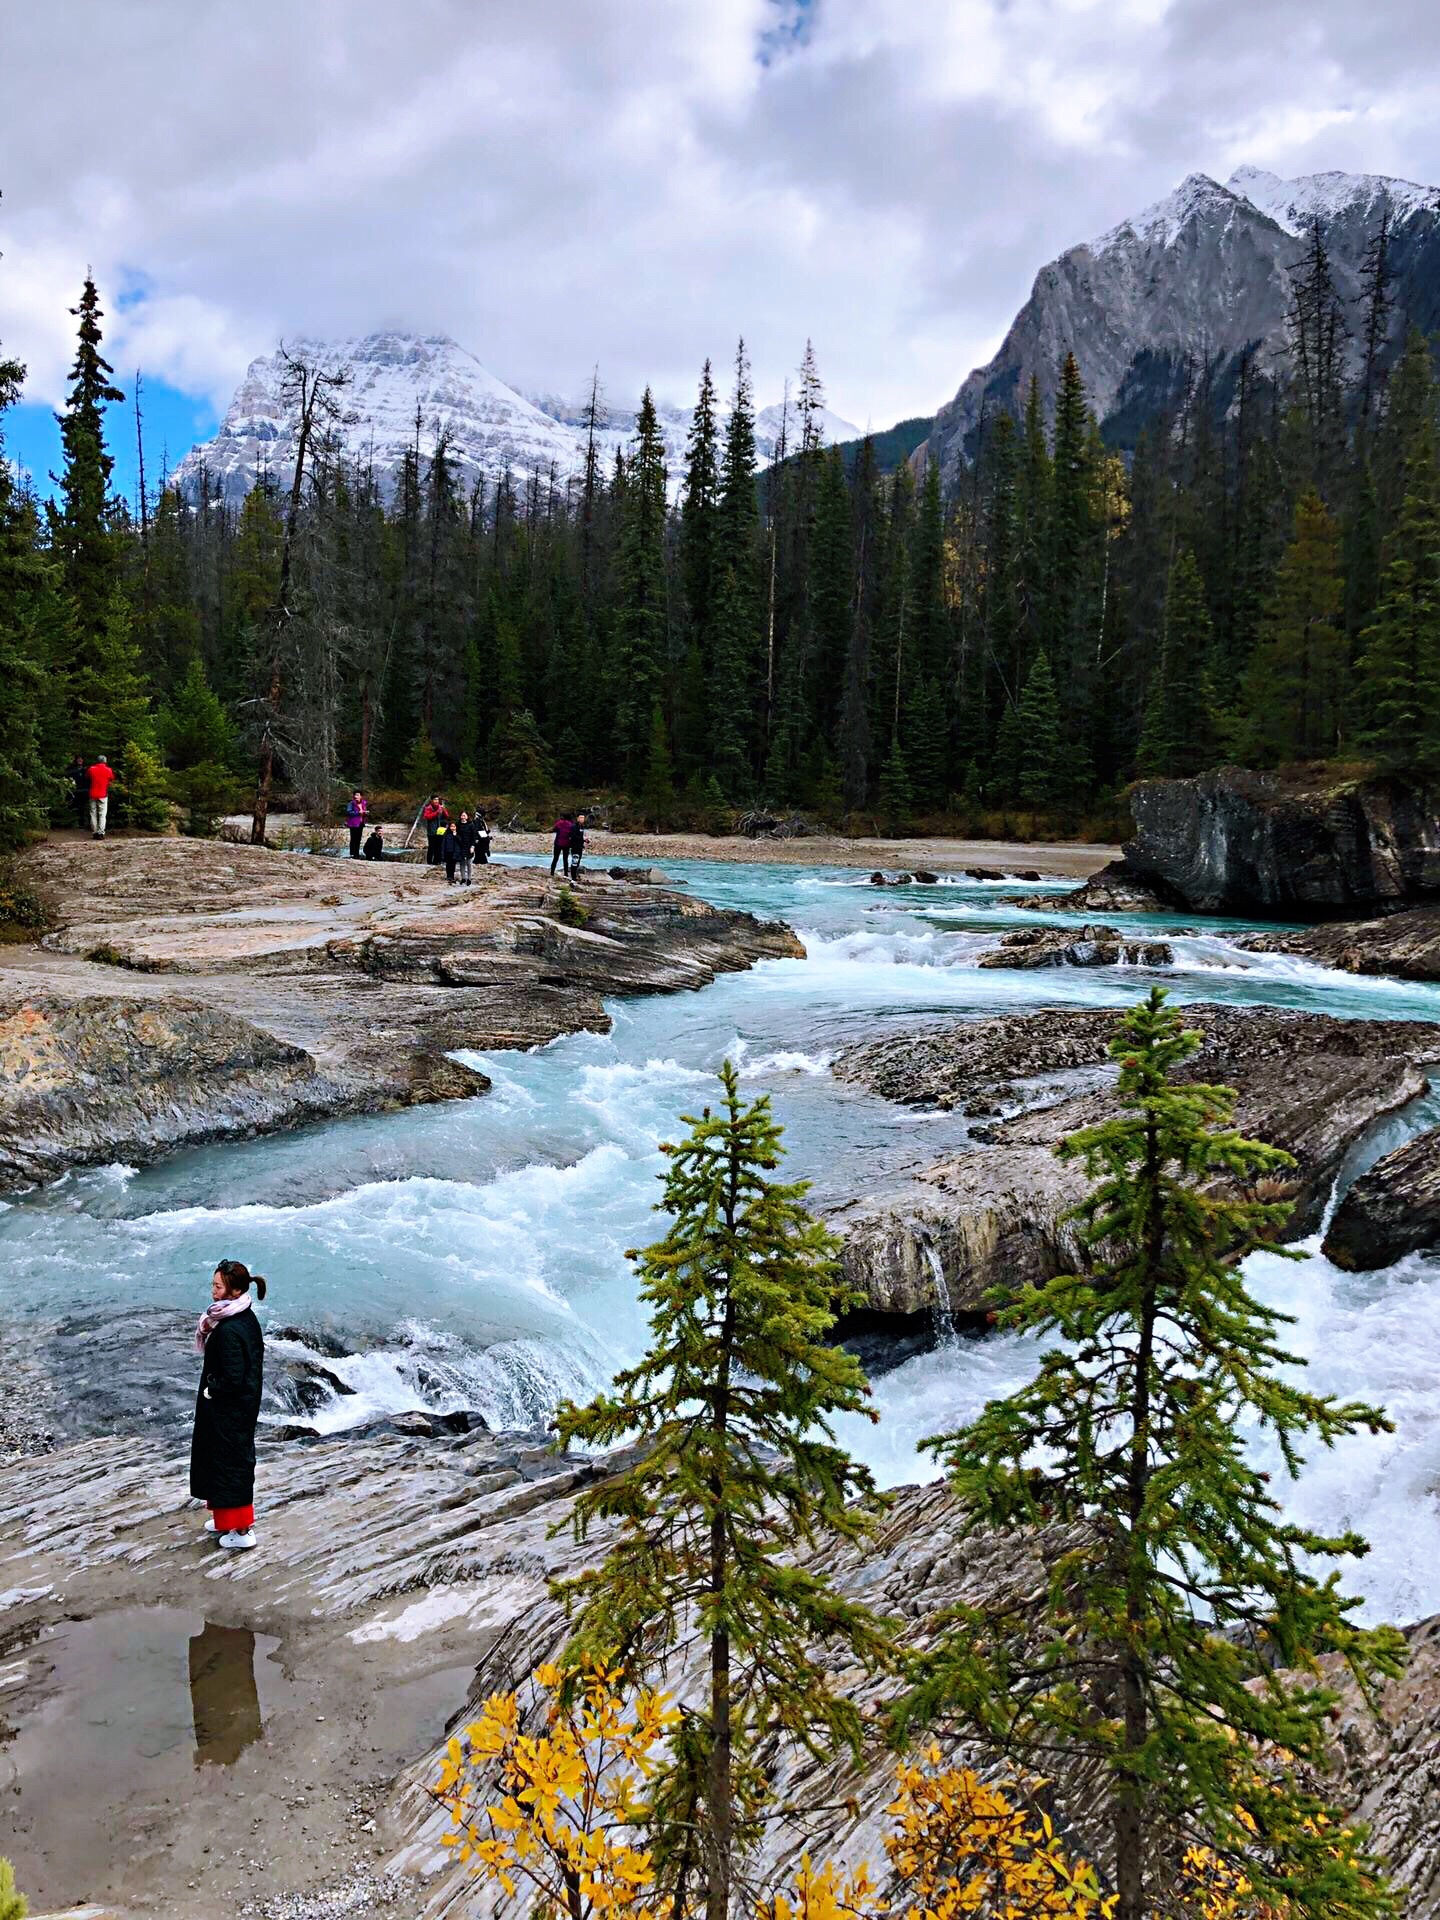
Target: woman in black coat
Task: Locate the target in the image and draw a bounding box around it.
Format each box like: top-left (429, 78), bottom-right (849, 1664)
top-left (190, 1259), bottom-right (267, 1551)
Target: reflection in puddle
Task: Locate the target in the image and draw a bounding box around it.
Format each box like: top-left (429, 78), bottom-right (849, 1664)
top-left (189, 1619), bottom-right (265, 1765)
top-left (0, 1606), bottom-right (288, 1908)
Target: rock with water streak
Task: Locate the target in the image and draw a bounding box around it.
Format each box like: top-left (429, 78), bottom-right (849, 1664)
top-left (832, 1006), bottom-right (1438, 1320)
top-left (1324, 1125), bottom-right (1440, 1270)
top-left (976, 925), bottom-right (1173, 969)
top-left (1240, 904), bottom-right (1440, 983)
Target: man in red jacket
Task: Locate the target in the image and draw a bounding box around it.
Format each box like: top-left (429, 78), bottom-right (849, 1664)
top-left (86, 755), bottom-right (116, 839)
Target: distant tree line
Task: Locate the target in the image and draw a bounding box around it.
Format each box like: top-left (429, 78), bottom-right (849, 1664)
top-left (2, 221), bottom-right (1438, 852)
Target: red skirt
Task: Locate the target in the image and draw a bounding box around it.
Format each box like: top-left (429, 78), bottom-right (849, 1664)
top-left (209, 1502), bottom-right (254, 1531)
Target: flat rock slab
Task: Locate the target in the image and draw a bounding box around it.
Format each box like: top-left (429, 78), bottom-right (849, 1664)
top-left (1241, 905), bottom-right (1440, 983)
top-left (0, 839), bottom-right (801, 1188)
top-left (830, 1006), bottom-right (1440, 1317)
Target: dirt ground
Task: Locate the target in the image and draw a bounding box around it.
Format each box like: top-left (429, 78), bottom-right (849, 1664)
top-left (224, 816), bottom-right (1117, 877)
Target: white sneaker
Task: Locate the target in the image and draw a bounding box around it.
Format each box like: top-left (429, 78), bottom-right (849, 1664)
top-left (219, 1530), bottom-right (257, 1551)
top-left (203, 1517), bottom-right (218, 1534)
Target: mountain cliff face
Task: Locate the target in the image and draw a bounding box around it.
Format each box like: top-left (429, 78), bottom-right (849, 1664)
top-left (921, 165), bottom-right (1440, 486)
top-left (174, 333), bottom-right (858, 504)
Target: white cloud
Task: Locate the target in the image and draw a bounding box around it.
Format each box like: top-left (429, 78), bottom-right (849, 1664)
top-left (1, 0), bottom-right (1438, 434)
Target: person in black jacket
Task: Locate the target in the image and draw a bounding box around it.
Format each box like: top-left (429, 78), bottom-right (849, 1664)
top-left (453, 810), bottom-right (477, 885)
top-left (190, 1259), bottom-right (267, 1551)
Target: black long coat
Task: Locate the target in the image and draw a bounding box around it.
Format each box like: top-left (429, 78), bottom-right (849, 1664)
top-left (189, 1308), bottom-right (264, 1508)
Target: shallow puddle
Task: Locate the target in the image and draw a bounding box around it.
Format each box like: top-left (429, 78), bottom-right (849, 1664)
top-left (0, 1605), bottom-right (290, 1904)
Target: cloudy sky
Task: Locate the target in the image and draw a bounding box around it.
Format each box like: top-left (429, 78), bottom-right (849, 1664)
top-left (3, 0), bottom-right (1439, 487)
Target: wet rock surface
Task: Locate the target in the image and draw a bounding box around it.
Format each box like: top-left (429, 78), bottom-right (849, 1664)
top-left (975, 924), bottom-right (1173, 969)
top-left (1021, 856), bottom-right (1177, 916)
top-left (4, 1427), bottom-right (1437, 1919)
top-left (1240, 905), bottom-right (1440, 982)
top-left (831, 1006), bottom-right (1440, 1316)
top-left (0, 839), bottom-right (801, 1189)
top-left (1323, 1124), bottom-right (1440, 1270)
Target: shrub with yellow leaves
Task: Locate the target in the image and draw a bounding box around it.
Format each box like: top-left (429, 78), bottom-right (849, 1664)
top-left (431, 1660), bottom-right (680, 1920)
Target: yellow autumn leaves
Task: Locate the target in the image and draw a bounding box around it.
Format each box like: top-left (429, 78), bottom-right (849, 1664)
top-left (433, 1664), bottom-right (1117, 1920)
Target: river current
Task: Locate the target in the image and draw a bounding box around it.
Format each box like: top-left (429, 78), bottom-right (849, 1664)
top-left (6, 857), bottom-right (1440, 1623)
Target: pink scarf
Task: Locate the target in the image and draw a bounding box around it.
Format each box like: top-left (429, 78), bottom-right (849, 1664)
top-left (195, 1290), bottom-right (252, 1355)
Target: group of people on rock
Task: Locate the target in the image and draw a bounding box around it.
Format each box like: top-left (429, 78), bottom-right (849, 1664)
top-left (549, 810), bottom-right (588, 880)
top-left (420, 795), bottom-right (492, 884)
top-left (66, 753), bottom-right (117, 839)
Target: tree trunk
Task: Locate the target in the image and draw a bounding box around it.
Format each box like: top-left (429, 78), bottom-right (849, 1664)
top-left (705, 1158), bottom-right (740, 1920)
top-left (1115, 1115), bottom-right (1162, 1920)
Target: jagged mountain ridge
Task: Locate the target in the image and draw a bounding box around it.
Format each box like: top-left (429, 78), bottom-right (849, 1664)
top-left (173, 334), bottom-right (859, 505)
top-left (921, 164), bottom-right (1440, 485)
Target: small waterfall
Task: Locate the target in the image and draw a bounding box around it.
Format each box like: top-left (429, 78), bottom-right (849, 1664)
top-left (916, 1226), bottom-right (959, 1351)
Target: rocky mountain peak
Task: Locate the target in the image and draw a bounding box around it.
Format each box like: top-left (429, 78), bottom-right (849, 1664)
top-left (920, 161), bottom-right (1440, 487)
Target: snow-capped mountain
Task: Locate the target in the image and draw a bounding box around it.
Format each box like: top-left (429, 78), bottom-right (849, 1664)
top-left (921, 164), bottom-right (1440, 484)
top-left (175, 333), bottom-right (859, 505)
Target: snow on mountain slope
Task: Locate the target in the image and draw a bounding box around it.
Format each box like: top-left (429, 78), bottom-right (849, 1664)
top-left (921, 163), bottom-right (1440, 486)
top-left (176, 335), bottom-right (860, 506)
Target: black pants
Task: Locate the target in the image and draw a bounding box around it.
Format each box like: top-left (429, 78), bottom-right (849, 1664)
top-left (550, 841), bottom-right (570, 877)
top-left (476, 837), bottom-right (490, 864)
top-left (426, 830), bottom-right (439, 866)
top-left (444, 854), bottom-right (458, 883)
top-left (349, 826), bottom-right (363, 858)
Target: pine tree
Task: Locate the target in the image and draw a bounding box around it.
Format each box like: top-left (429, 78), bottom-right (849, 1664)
top-left (638, 701), bottom-right (676, 829)
top-left (1137, 552), bottom-right (1217, 778)
top-left (614, 391), bottom-right (669, 773)
top-left (51, 274), bottom-right (126, 659)
top-left (905, 987), bottom-right (1404, 1920)
top-left (992, 700), bottom-right (1024, 805)
top-left (1246, 489), bottom-right (1347, 762)
top-left (909, 458), bottom-right (948, 684)
top-left (717, 342), bottom-right (763, 775)
top-left (709, 565), bottom-right (752, 799)
top-left (1356, 448), bottom-right (1440, 774)
top-left (680, 359), bottom-right (721, 672)
top-left (492, 708), bottom-right (553, 815)
top-left (402, 724), bottom-right (444, 795)
top-left (71, 590), bottom-right (157, 768)
top-left (876, 733), bottom-right (912, 831)
top-left (1015, 648), bottom-right (1061, 806)
top-left (0, 347), bottom-right (56, 848)
top-left (554, 1066), bottom-right (890, 1920)
top-left (158, 655), bottom-right (236, 834)
top-left (904, 677), bottom-right (948, 811)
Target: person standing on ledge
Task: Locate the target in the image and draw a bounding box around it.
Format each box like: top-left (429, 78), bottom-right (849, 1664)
top-left (550, 810), bottom-right (573, 878)
top-left (190, 1259), bottom-right (267, 1552)
top-left (569, 810), bottom-right (587, 882)
top-left (86, 753), bottom-right (115, 839)
top-left (344, 789), bottom-right (368, 858)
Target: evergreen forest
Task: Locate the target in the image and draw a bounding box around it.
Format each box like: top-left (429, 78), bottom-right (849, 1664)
top-left (3, 226), bottom-right (1439, 852)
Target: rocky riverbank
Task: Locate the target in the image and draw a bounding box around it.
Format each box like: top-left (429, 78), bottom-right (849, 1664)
top-left (829, 1005), bottom-right (1440, 1319)
top-left (0, 838), bottom-right (801, 1189)
top-left (4, 1423), bottom-right (1438, 1920)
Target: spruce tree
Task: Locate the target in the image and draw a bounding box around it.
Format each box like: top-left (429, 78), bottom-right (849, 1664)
top-left (1137, 551), bottom-right (1217, 778)
top-left (638, 700), bottom-right (677, 830)
top-left (554, 1066), bottom-right (890, 1920)
top-left (876, 733), bottom-right (912, 831)
top-left (0, 1855), bottom-right (27, 1920)
top-left (1015, 648), bottom-right (1061, 806)
top-left (992, 699), bottom-right (1024, 804)
top-left (904, 677), bottom-right (948, 812)
top-left (51, 274), bottom-right (125, 657)
top-left (906, 987), bottom-right (1404, 1920)
top-left (614, 390), bottom-right (669, 774)
top-left (681, 359), bottom-right (721, 672)
top-left (1356, 448), bottom-right (1440, 775)
top-left (1247, 489), bottom-right (1347, 762)
top-left (158, 655), bottom-right (236, 834)
top-left (0, 346), bottom-right (55, 848)
top-left (70, 590), bottom-right (157, 771)
top-left (717, 342), bottom-right (763, 774)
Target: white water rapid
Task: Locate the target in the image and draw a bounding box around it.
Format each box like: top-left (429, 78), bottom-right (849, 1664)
top-left (5, 856), bottom-right (1440, 1623)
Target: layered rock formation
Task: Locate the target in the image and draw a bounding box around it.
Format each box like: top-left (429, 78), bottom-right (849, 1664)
top-left (1122, 769), bottom-right (1440, 915)
top-left (1240, 905), bottom-right (1440, 981)
top-left (0, 839), bottom-right (801, 1189)
top-left (1324, 1125), bottom-right (1440, 1271)
top-left (975, 925), bottom-right (1172, 969)
top-left (3, 1425), bottom-right (1438, 1919)
top-left (831, 1007), bottom-right (1439, 1317)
